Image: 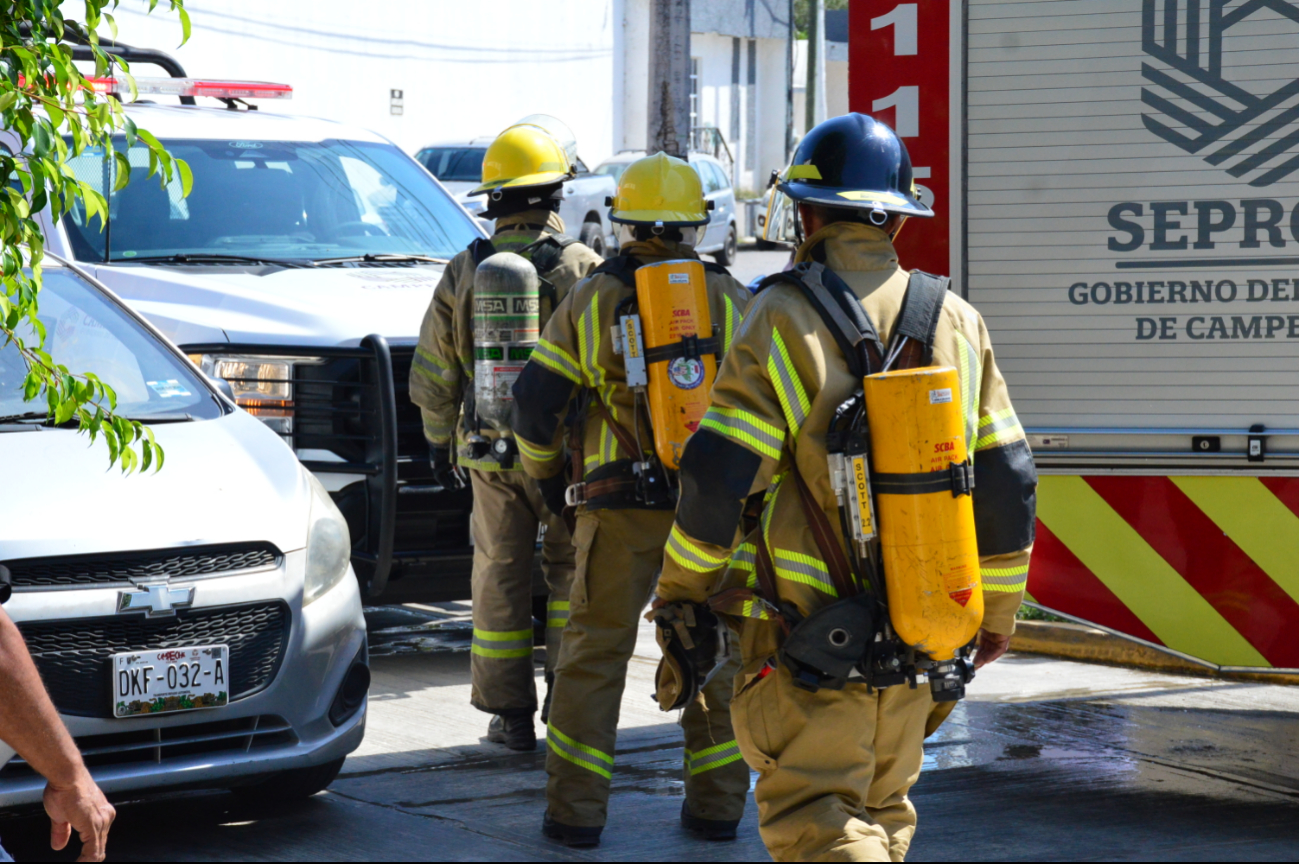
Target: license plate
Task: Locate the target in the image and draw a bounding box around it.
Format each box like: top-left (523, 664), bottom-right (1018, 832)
top-left (113, 645), bottom-right (229, 718)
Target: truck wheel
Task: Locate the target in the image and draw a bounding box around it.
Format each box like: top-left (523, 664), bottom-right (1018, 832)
top-left (580, 221), bottom-right (607, 258)
top-left (714, 225), bottom-right (738, 266)
top-left (231, 757), bottom-right (346, 803)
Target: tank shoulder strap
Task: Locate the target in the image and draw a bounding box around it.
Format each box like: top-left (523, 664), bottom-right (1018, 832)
top-left (590, 254), bottom-right (642, 288)
top-left (701, 261), bottom-right (731, 277)
top-left (757, 263), bottom-right (884, 379)
top-left (469, 237), bottom-right (497, 267)
top-left (893, 271), bottom-right (950, 365)
top-left (522, 234), bottom-right (579, 279)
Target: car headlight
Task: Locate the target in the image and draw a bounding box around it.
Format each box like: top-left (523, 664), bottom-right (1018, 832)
top-left (188, 354), bottom-right (320, 437)
top-left (303, 469), bottom-right (352, 606)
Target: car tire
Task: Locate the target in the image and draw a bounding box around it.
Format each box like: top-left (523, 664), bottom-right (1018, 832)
top-left (580, 222), bottom-right (607, 258)
top-left (713, 225), bottom-right (738, 266)
top-left (231, 757), bottom-right (346, 803)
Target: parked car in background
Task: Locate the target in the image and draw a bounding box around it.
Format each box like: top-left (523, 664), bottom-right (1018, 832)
top-left (0, 258), bottom-right (368, 807)
top-left (416, 140), bottom-right (618, 257)
top-left (6, 49), bottom-right (490, 607)
top-left (593, 151), bottom-right (739, 265)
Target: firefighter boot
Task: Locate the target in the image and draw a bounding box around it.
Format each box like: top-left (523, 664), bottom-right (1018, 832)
top-left (488, 713), bottom-right (537, 751)
top-left (542, 813), bottom-right (602, 848)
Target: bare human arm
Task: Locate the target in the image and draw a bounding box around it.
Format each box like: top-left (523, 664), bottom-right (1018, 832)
top-left (0, 606), bottom-right (114, 861)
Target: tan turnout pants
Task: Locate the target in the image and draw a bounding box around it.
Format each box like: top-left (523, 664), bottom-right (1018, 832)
top-left (544, 508), bottom-right (749, 828)
top-left (730, 661), bottom-right (936, 862)
top-left (469, 469), bottom-right (575, 716)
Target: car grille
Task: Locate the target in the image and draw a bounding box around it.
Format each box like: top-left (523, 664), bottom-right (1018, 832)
top-left (0, 715), bottom-right (296, 778)
top-left (3, 543), bottom-right (281, 590)
top-left (16, 602), bottom-right (291, 718)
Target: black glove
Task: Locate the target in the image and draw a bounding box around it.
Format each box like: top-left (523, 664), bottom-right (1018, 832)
top-left (428, 445), bottom-right (464, 490)
top-left (538, 460), bottom-right (571, 519)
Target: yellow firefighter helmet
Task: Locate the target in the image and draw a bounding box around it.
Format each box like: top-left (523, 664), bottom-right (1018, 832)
top-left (609, 152), bottom-right (710, 227)
top-left (470, 125), bottom-right (575, 196)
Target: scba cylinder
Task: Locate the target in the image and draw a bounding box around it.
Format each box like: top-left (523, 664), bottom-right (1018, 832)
top-left (473, 252), bottom-right (540, 431)
top-left (634, 259), bottom-right (716, 469)
top-left (863, 366), bottom-right (982, 661)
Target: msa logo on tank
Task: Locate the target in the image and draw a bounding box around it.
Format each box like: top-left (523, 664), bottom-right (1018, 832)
top-left (1140, 0), bottom-right (1299, 188)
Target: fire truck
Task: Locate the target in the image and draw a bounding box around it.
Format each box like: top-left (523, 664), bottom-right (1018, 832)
top-left (843, 0), bottom-right (1299, 675)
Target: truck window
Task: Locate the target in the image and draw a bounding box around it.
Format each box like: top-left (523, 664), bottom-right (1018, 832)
top-left (61, 138), bottom-right (481, 264)
top-left (418, 147), bottom-right (486, 182)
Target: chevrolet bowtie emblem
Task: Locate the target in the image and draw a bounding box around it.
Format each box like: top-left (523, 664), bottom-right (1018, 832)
top-left (117, 585), bottom-right (195, 617)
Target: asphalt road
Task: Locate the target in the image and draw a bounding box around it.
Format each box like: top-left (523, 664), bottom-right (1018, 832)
top-left (2, 601), bottom-right (1297, 862)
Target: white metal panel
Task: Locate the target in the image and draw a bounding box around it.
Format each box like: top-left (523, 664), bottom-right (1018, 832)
top-left (967, 0), bottom-right (1299, 429)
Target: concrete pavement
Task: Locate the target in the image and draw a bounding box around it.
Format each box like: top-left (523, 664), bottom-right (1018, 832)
top-left (1, 601), bottom-right (1297, 861)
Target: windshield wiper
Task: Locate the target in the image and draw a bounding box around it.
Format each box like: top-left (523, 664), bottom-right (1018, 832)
top-left (115, 254), bottom-right (313, 269)
top-left (0, 412), bottom-right (80, 431)
top-left (0, 412), bottom-right (52, 424)
top-left (311, 253), bottom-right (449, 266)
top-left (121, 414), bottom-right (193, 424)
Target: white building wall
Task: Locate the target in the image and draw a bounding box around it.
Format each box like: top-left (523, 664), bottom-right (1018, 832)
top-left (107, 0), bottom-right (618, 162)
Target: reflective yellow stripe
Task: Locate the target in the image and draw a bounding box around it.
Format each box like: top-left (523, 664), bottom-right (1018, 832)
top-left (546, 600), bottom-right (570, 629)
top-left (413, 346), bottom-right (457, 383)
top-left (547, 723), bottom-right (614, 779)
top-left (975, 407), bottom-right (1024, 451)
top-left (1036, 475), bottom-right (1268, 667)
top-left (767, 328), bottom-right (809, 440)
top-left (532, 339), bottom-right (582, 383)
top-left (685, 740), bottom-right (744, 774)
top-left (666, 524), bottom-right (730, 573)
top-left (955, 331), bottom-right (981, 455)
top-left (517, 436), bottom-right (560, 462)
top-left (723, 295), bottom-right (742, 353)
top-left (423, 419), bottom-right (454, 444)
top-left (699, 406), bottom-right (783, 461)
top-left (981, 563), bottom-right (1028, 593)
top-left (470, 627), bottom-right (534, 659)
top-left (773, 549), bottom-right (837, 597)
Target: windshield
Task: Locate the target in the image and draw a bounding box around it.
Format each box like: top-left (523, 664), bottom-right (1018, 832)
top-left (0, 269), bottom-right (222, 422)
top-left (62, 138), bottom-right (481, 264)
top-left (417, 147), bottom-right (486, 182)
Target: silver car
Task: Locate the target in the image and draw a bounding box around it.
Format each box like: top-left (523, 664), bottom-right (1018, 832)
top-left (0, 260), bottom-right (368, 806)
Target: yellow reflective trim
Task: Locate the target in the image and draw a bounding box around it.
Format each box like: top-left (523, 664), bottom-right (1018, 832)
top-left (768, 329), bottom-right (810, 439)
top-left (979, 407), bottom-right (1016, 429)
top-left (785, 163), bottom-right (823, 180)
top-left (975, 422), bottom-right (1024, 451)
top-left (547, 723), bottom-right (614, 778)
top-left (532, 340), bottom-right (582, 383)
top-left (473, 628), bottom-right (533, 641)
top-left (517, 436), bottom-right (560, 462)
top-left (1036, 476), bottom-right (1268, 667)
top-left (471, 645), bottom-right (533, 659)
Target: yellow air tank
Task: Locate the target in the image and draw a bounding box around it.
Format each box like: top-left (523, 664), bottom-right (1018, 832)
top-left (633, 259), bottom-right (716, 469)
top-left (863, 366), bottom-right (982, 661)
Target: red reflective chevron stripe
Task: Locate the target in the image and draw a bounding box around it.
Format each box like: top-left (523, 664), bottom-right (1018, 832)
top-left (1087, 476), bottom-right (1299, 669)
top-left (1028, 520), bottom-right (1162, 645)
top-left (1258, 477), bottom-right (1299, 520)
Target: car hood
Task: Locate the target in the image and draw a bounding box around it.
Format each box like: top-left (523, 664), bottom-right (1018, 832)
top-left (88, 262), bottom-right (444, 348)
top-left (0, 410), bottom-right (310, 561)
top-left (440, 180), bottom-right (477, 198)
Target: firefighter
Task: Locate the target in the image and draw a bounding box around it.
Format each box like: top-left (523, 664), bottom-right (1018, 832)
top-left (652, 113), bottom-right (1038, 861)
top-left (411, 121), bottom-right (604, 752)
top-left (511, 152), bottom-right (754, 848)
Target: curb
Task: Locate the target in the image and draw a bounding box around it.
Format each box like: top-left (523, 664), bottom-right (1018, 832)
top-left (1009, 620), bottom-right (1298, 686)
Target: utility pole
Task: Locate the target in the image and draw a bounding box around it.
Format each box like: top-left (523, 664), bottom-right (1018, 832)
top-left (785, 0), bottom-right (795, 160)
top-left (805, 0), bottom-right (826, 133)
top-left (648, 0), bottom-right (691, 157)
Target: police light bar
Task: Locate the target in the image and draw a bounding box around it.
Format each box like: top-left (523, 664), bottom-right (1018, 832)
top-left (86, 77), bottom-right (293, 101)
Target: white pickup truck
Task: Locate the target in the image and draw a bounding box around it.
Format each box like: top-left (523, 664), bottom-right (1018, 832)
top-left (9, 49), bottom-right (490, 605)
top-left (416, 139), bottom-right (618, 257)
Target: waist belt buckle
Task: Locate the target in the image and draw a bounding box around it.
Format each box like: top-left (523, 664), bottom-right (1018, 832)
top-left (681, 334), bottom-right (700, 360)
top-left (950, 460), bottom-right (974, 498)
top-left (565, 483), bottom-right (588, 507)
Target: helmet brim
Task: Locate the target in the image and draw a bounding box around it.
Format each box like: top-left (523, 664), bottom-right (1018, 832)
top-left (469, 169), bottom-right (573, 196)
top-left (609, 210), bottom-right (710, 228)
top-left (779, 181), bottom-right (935, 218)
